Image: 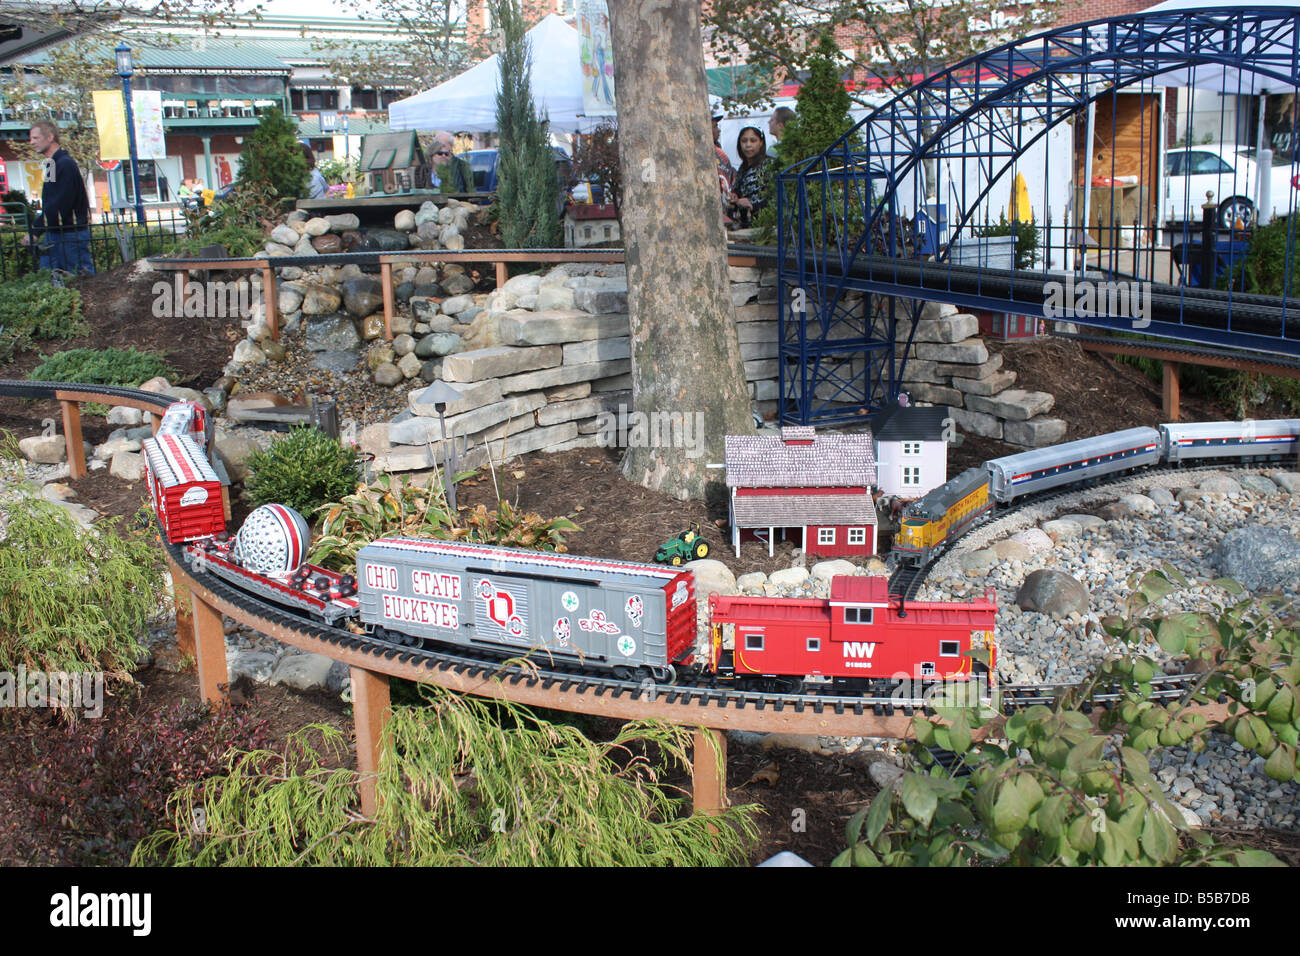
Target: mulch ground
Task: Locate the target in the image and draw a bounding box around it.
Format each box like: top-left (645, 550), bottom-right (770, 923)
top-left (2, 259), bottom-right (1295, 867)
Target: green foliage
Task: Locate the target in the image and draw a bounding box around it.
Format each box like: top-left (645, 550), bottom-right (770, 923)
top-left (974, 213), bottom-right (1040, 270)
top-left (235, 107), bottom-right (309, 202)
top-left (28, 348), bottom-right (176, 414)
top-left (3, 699), bottom-right (271, 865)
top-left (132, 689), bottom-right (761, 866)
top-left (0, 494), bottom-right (164, 680)
top-left (0, 272), bottom-right (87, 360)
top-left (492, 0), bottom-right (560, 249)
top-left (1221, 212), bottom-right (1299, 297)
top-left (316, 156), bottom-right (358, 185)
top-left (244, 426), bottom-right (361, 519)
top-left (773, 37), bottom-right (855, 169)
top-left (755, 37), bottom-right (858, 244)
top-left (837, 567), bottom-right (1295, 866)
top-left (310, 471), bottom-right (579, 573)
top-left (572, 121), bottom-right (621, 217)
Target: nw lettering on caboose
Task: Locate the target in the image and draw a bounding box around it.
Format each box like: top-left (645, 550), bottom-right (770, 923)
top-left (842, 641), bottom-right (878, 658)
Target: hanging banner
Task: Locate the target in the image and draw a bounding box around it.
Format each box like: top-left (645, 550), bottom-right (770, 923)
top-left (92, 89), bottom-right (167, 161)
top-left (133, 90), bottom-right (166, 159)
top-left (578, 0), bottom-right (616, 117)
top-left (92, 90), bottom-right (129, 160)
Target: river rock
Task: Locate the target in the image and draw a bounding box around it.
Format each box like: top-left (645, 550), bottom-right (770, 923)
top-left (414, 202), bottom-right (440, 227)
top-left (1146, 487), bottom-right (1176, 507)
top-left (106, 405), bottom-right (144, 426)
top-left (1010, 528), bottom-right (1054, 554)
top-left (769, 567), bottom-right (810, 590)
top-left (362, 314), bottom-right (386, 340)
top-left (685, 559), bottom-right (736, 597)
top-left (1040, 518), bottom-right (1082, 542)
top-left (325, 213), bottom-right (360, 232)
top-left (1101, 493), bottom-right (1158, 519)
top-left (1016, 569), bottom-right (1090, 615)
top-left (1198, 475), bottom-right (1242, 497)
top-left (1273, 472), bottom-right (1300, 493)
top-left (232, 340), bottom-right (266, 364)
top-left (810, 559), bottom-right (856, 583)
top-left (416, 332), bottom-right (462, 358)
top-left (300, 284), bottom-right (342, 315)
top-left (304, 315), bottom-right (361, 352)
top-left (363, 228), bottom-right (412, 252)
top-left (441, 294), bottom-right (475, 315)
top-left (394, 209), bottom-right (416, 231)
top-left (1212, 524), bottom-right (1300, 592)
top-left (278, 286), bottom-right (304, 314)
top-left (1239, 474), bottom-right (1279, 496)
top-left (397, 353), bottom-right (423, 379)
top-left (109, 450), bottom-right (144, 481)
top-left (19, 434), bottom-right (66, 464)
top-left (311, 350), bottom-right (359, 374)
top-left (311, 234), bottom-right (342, 254)
top-left (373, 362), bottom-right (403, 387)
top-left (342, 276), bottom-right (384, 318)
top-left (270, 224), bottom-right (299, 246)
top-left (442, 273), bottom-right (475, 296)
top-left (304, 217), bottom-right (330, 236)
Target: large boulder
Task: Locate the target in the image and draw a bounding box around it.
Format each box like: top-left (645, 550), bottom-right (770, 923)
top-left (362, 228), bottom-right (411, 252)
top-left (1015, 569), bottom-right (1090, 615)
top-left (1213, 525), bottom-right (1300, 591)
top-left (341, 275), bottom-right (384, 318)
top-left (300, 284), bottom-right (342, 315)
top-left (304, 314), bottom-right (361, 352)
top-left (442, 273), bottom-right (475, 296)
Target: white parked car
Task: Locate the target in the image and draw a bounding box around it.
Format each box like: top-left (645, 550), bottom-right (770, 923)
top-left (1164, 143), bottom-right (1299, 229)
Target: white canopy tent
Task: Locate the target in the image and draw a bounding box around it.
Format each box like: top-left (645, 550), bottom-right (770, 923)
top-left (388, 14), bottom-right (592, 134)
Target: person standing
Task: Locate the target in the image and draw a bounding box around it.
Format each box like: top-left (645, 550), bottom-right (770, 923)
top-left (712, 110), bottom-right (735, 226)
top-left (430, 131), bottom-right (474, 193)
top-left (301, 142), bottom-right (328, 198)
top-left (730, 126), bottom-right (775, 228)
top-left (21, 120), bottom-right (93, 274)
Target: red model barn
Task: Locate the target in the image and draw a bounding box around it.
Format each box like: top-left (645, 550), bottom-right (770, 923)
top-left (725, 426), bottom-right (877, 557)
top-left (708, 575), bottom-right (997, 683)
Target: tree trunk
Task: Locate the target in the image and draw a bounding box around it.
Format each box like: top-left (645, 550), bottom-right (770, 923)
top-left (606, 0), bottom-right (754, 500)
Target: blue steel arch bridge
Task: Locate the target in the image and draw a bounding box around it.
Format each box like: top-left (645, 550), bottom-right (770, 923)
top-left (773, 6), bottom-right (1300, 425)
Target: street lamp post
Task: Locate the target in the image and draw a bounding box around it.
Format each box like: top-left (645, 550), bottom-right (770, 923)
top-left (115, 42), bottom-right (145, 225)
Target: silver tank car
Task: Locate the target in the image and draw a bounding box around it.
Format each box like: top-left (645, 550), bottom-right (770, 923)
top-left (1159, 419), bottom-right (1300, 463)
top-left (355, 538), bottom-right (697, 679)
top-left (985, 427), bottom-right (1161, 503)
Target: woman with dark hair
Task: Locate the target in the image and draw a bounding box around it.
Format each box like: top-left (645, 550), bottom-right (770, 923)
top-left (302, 142), bottom-right (328, 199)
top-left (730, 126), bottom-right (775, 228)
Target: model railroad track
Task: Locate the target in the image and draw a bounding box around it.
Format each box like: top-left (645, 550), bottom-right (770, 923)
top-left (0, 380), bottom-right (1251, 729)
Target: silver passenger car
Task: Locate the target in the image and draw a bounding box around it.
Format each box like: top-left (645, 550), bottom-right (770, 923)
top-left (1159, 419), bottom-right (1300, 463)
top-left (985, 427), bottom-right (1161, 502)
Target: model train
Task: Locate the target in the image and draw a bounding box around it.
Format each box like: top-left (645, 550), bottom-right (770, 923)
top-left (176, 502), bottom-right (997, 691)
top-left (892, 419), bottom-right (1300, 566)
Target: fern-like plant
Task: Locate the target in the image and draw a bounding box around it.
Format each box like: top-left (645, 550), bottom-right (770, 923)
top-left (132, 688), bottom-right (761, 866)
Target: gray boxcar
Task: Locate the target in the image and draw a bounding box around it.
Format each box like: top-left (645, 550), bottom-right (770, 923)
top-left (356, 538), bottom-right (697, 679)
top-left (985, 427), bottom-right (1161, 502)
top-left (1159, 419), bottom-right (1300, 463)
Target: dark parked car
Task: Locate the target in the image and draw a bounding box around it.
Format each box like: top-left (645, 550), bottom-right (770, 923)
top-left (460, 147), bottom-right (572, 194)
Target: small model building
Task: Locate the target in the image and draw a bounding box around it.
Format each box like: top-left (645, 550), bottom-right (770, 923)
top-left (870, 399), bottom-right (950, 498)
top-left (725, 426), bottom-right (877, 558)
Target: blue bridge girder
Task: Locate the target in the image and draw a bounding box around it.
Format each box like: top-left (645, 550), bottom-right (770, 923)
top-left (776, 8), bottom-right (1300, 425)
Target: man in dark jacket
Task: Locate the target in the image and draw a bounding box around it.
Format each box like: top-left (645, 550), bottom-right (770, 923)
top-left (21, 120), bottom-right (93, 274)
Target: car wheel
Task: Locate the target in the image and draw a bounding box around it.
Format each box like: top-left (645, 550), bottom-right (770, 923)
top-left (1218, 197), bottom-right (1255, 230)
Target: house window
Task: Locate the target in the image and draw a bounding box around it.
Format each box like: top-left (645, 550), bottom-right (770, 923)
top-left (744, 633), bottom-right (764, 651)
top-left (903, 441), bottom-right (922, 455)
top-left (902, 466), bottom-right (921, 487)
top-left (817, 528), bottom-right (836, 545)
top-left (847, 527), bottom-right (867, 546)
top-left (845, 607), bottom-right (873, 625)
top-left (940, 641), bottom-right (960, 656)
top-left (806, 638), bottom-right (821, 652)
top-left (920, 661), bottom-right (936, 677)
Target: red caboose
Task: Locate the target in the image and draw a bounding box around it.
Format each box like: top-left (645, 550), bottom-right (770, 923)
top-left (144, 432), bottom-right (226, 544)
top-left (708, 576), bottom-right (997, 685)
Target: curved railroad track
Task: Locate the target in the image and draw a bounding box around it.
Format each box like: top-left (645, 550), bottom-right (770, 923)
top-left (4, 379), bottom-right (1248, 735)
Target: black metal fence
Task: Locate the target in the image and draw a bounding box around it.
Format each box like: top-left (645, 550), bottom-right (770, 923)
top-left (0, 206), bottom-right (190, 283)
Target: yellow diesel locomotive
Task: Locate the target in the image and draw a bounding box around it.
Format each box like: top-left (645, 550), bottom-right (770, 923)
top-left (892, 466), bottom-right (993, 566)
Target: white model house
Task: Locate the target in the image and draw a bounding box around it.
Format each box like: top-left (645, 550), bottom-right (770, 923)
top-left (870, 401), bottom-right (949, 498)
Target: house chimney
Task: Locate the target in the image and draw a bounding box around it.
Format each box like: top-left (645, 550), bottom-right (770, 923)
top-left (781, 425), bottom-right (815, 446)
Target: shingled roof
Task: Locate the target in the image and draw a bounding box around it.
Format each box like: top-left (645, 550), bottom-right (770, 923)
top-left (733, 493), bottom-right (876, 528)
top-left (725, 427), bottom-right (875, 488)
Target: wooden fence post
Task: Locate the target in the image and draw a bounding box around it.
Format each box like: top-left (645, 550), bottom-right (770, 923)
top-left (691, 727), bottom-right (727, 815)
top-left (351, 666), bottom-right (392, 818)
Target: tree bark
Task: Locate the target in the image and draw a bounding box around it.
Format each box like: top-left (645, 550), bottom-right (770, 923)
top-left (606, 0), bottom-right (755, 500)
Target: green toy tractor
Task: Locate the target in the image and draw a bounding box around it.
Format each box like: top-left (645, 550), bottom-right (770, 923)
top-left (654, 523), bottom-right (710, 565)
